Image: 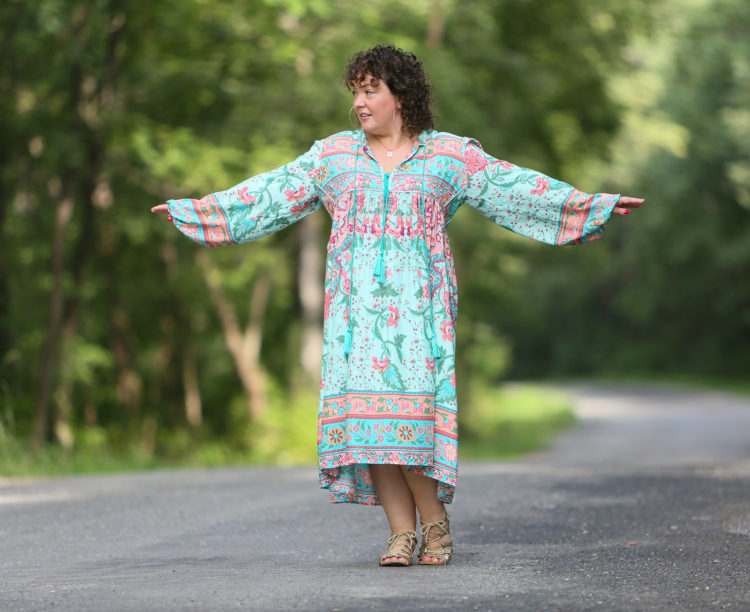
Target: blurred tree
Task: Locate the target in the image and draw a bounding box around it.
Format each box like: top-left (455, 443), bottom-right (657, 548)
top-left (619, 0), bottom-right (750, 376)
top-left (501, 0), bottom-right (750, 379)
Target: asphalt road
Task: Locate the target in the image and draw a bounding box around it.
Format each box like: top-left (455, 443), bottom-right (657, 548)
top-left (2, 385), bottom-right (749, 611)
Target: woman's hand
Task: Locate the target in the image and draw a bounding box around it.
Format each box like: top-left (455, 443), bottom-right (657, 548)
top-left (151, 204), bottom-right (169, 215)
top-left (612, 196), bottom-right (645, 216)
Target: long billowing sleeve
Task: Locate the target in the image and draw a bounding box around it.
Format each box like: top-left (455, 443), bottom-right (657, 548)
top-left (458, 139), bottom-right (619, 245)
top-left (166, 141), bottom-right (323, 247)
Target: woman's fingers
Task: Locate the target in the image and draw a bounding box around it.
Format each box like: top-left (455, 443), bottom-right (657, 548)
top-left (151, 204), bottom-right (169, 215)
top-left (612, 196), bottom-right (645, 215)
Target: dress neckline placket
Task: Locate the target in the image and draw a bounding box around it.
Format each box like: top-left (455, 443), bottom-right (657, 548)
top-left (362, 139), bottom-right (422, 176)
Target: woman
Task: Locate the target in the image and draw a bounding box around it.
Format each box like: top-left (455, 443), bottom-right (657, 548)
top-left (152, 44), bottom-right (644, 566)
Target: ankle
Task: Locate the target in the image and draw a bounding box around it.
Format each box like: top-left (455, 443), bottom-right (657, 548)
top-left (419, 507), bottom-right (447, 525)
top-left (390, 524), bottom-right (416, 535)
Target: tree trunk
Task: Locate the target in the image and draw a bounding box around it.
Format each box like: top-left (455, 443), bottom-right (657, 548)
top-left (0, 143), bottom-right (10, 363)
top-left (32, 5), bottom-right (125, 451)
top-left (297, 213), bottom-right (323, 381)
top-left (31, 181), bottom-right (74, 452)
top-left (243, 273), bottom-right (270, 420)
top-left (196, 251), bottom-right (269, 421)
top-left (111, 305), bottom-right (143, 421)
top-left (426, 0), bottom-right (447, 49)
top-left (53, 317), bottom-right (77, 450)
top-left (181, 344), bottom-right (202, 427)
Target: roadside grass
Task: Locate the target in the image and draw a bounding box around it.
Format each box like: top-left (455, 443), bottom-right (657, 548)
top-left (1, 383), bottom-right (575, 477)
top-left (0, 424), bottom-right (161, 478)
top-left (0, 386), bottom-right (319, 478)
top-left (459, 383), bottom-right (576, 459)
top-left (542, 374), bottom-right (750, 398)
top-left (601, 374), bottom-right (750, 397)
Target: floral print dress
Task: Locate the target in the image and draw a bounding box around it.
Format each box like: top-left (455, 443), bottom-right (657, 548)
top-left (167, 129), bottom-right (619, 505)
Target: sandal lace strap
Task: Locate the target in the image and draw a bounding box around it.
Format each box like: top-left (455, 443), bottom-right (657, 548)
top-left (419, 514), bottom-right (453, 558)
top-left (382, 530), bottom-right (417, 560)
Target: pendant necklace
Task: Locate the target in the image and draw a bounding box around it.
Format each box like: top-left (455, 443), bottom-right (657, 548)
top-left (374, 134), bottom-right (409, 157)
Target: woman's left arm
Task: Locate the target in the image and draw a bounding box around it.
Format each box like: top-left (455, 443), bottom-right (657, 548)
top-left (459, 139), bottom-right (644, 245)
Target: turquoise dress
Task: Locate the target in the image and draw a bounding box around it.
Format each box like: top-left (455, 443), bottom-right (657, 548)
top-left (167, 129), bottom-right (619, 505)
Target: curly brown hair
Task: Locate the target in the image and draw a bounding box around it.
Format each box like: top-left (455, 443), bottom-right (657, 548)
top-left (344, 44), bottom-right (435, 136)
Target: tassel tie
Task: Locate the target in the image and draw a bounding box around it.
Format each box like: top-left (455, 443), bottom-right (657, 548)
top-left (418, 144), bottom-right (441, 362)
top-left (344, 140), bottom-right (362, 361)
top-left (373, 172), bottom-right (390, 284)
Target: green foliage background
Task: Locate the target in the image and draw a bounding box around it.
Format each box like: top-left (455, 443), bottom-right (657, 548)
top-left (1, 0), bottom-right (748, 470)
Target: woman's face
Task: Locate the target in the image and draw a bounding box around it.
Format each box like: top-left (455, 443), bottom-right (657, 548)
top-left (351, 74), bottom-right (401, 135)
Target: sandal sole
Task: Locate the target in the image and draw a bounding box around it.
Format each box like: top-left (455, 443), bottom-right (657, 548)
top-left (379, 561), bottom-right (412, 567)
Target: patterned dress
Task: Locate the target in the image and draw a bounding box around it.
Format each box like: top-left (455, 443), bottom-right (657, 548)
top-left (167, 129), bottom-right (619, 505)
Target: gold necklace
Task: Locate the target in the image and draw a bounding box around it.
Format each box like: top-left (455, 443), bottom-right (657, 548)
top-left (373, 134), bottom-right (411, 157)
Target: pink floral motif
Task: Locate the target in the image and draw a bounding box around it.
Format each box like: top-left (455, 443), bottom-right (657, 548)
top-left (237, 187), bottom-right (256, 205)
top-left (443, 443), bottom-right (458, 462)
top-left (425, 358), bottom-right (435, 372)
top-left (290, 201), bottom-right (313, 214)
top-left (441, 319), bottom-right (453, 342)
top-left (359, 469), bottom-right (373, 487)
top-left (387, 216), bottom-right (406, 237)
top-left (370, 213), bottom-right (381, 236)
top-left (411, 193), bottom-right (421, 214)
top-left (387, 305), bottom-right (399, 327)
top-left (373, 356), bottom-right (389, 372)
top-left (464, 143), bottom-right (489, 175)
top-left (355, 215), bottom-right (368, 237)
top-left (530, 176), bottom-right (550, 195)
top-left (284, 186), bottom-right (306, 201)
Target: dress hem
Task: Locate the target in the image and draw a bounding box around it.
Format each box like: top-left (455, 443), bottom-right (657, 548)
top-left (319, 455), bottom-right (457, 506)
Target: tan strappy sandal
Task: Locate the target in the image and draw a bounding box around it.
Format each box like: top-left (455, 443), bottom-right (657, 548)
top-left (379, 530), bottom-right (418, 567)
top-left (418, 513), bottom-right (453, 565)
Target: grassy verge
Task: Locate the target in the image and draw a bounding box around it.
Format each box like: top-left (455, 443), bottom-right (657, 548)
top-left (0, 424), bottom-right (162, 478)
top-left (0, 387), bottom-right (320, 479)
top-left (459, 383), bottom-right (576, 459)
top-left (541, 374), bottom-right (750, 398)
top-left (609, 374), bottom-right (750, 397)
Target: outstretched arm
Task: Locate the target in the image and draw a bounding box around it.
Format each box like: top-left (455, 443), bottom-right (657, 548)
top-left (459, 139), bottom-right (645, 245)
top-left (151, 141), bottom-right (322, 247)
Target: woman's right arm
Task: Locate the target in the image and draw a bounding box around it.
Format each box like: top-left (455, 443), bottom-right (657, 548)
top-left (152, 141), bottom-right (323, 247)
